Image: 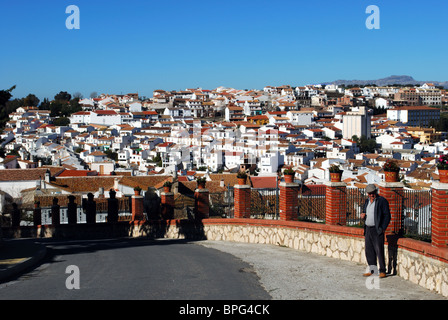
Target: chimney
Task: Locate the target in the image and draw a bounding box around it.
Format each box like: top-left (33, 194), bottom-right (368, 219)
top-left (45, 169), bottom-right (51, 183)
top-left (220, 179), bottom-right (225, 188)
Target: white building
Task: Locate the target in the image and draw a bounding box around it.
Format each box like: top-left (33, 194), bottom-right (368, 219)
top-left (70, 111), bottom-right (91, 124)
top-left (258, 151), bottom-right (281, 174)
top-left (387, 106), bottom-right (440, 127)
top-left (286, 111), bottom-right (313, 126)
top-left (342, 106), bottom-right (371, 139)
top-left (224, 151), bottom-right (244, 170)
top-left (129, 102), bottom-right (142, 112)
top-left (90, 110), bottom-right (122, 126)
top-left (203, 149), bottom-right (223, 172)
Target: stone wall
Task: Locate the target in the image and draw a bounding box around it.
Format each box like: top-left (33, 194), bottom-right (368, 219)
top-left (397, 248), bottom-right (448, 296)
top-left (203, 223), bottom-right (367, 263)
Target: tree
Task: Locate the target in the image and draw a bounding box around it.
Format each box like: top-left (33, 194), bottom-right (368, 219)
top-left (0, 85), bottom-right (16, 106)
top-left (39, 98), bottom-right (51, 110)
top-left (0, 86), bottom-right (17, 128)
top-left (429, 113), bottom-right (448, 131)
top-left (90, 92), bottom-right (98, 99)
top-left (73, 92), bottom-right (83, 99)
top-left (359, 135), bottom-right (377, 153)
top-left (54, 91), bottom-right (71, 101)
top-left (22, 94), bottom-right (40, 107)
top-left (53, 117), bottom-right (70, 126)
top-left (104, 149), bottom-right (118, 161)
top-left (49, 100), bottom-right (64, 117)
top-left (66, 97), bottom-right (82, 115)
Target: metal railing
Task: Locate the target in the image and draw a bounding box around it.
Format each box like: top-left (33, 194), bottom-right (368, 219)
top-left (297, 185), bottom-right (326, 223)
top-left (209, 185), bottom-right (234, 218)
top-left (35, 197), bottom-right (133, 225)
top-left (4, 184), bottom-right (434, 244)
top-left (251, 187), bottom-right (279, 219)
top-left (345, 187), bottom-right (366, 227)
top-left (401, 189), bottom-right (432, 242)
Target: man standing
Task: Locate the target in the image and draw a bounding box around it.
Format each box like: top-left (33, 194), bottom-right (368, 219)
top-left (360, 184), bottom-right (391, 278)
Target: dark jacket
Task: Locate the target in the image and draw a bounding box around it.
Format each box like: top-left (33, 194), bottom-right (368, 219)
top-left (362, 195), bottom-right (391, 235)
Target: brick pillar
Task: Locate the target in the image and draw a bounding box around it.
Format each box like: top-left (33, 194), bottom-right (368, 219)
top-left (67, 195), bottom-right (77, 225)
top-left (194, 188), bottom-right (209, 220)
top-left (378, 182), bottom-right (404, 235)
top-left (85, 193), bottom-right (96, 224)
top-left (132, 195), bottom-right (145, 221)
top-left (279, 181), bottom-right (299, 221)
top-left (431, 182), bottom-right (448, 248)
top-left (160, 191), bottom-right (174, 220)
top-left (234, 184), bottom-right (251, 219)
top-left (11, 203), bottom-right (20, 227)
top-left (51, 197), bottom-right (60, 226)
top-left (325, 182), bottom-right (347, 225)
top-left (33, 202), bottom-right (41, 226)
top-left (107, 190), bottom-right (119, 223)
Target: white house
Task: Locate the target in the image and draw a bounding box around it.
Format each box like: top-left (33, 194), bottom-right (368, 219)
top-left (258, 151), bottom-right (281, 174)
top-left (286, 111), bottom-right (313, 126)
top-left (326, 147), bottom-right (354, 160)
top-left (90, 110), bottom-right (122, 126)
top-left (224, 151), bottom-right (244, 170)
top-left (90, 161), bottom-right (115, 175)
top-left (203, 149), bottom-right (223, 172)
top-left (375, 97), bottom-right (391, 109)
top-left (129, 102), bottom-right (142, 112)
top-left (85, 151), bottom-right (107, 164)
top-left (70, 111), bottom-right (91, 124)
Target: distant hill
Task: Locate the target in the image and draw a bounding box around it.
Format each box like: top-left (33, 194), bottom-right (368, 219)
top-left (325, 75), bottom-right (448, 88)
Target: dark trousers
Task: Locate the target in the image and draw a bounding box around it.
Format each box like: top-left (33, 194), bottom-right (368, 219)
top-left (365, 226), bottom-right (386, 273)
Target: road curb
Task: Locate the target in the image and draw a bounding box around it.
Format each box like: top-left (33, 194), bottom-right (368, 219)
top-left (0, 244), bottom-right (47, 282)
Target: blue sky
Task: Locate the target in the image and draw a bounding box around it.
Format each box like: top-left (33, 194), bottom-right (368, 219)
top-left (1, 0), bottom-right (447, 101)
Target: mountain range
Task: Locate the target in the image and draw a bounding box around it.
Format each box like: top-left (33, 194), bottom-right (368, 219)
top-left (325, 75), bottom-right (448, 88)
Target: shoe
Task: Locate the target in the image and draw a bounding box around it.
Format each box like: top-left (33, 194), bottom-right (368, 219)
top-left (363, 272), bottom-right (373, 277)
top-left (379, 272), bottom-right (387, 278)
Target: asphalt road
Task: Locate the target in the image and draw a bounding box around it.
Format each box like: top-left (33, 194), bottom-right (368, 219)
top-left (0, 238), bottom-right (445, 301)
top-left (0, 238), bottom-right (271, 300)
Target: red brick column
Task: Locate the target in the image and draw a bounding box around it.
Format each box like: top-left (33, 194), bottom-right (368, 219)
top-left (325, 182), bottom-right (347, 225)
top-left (431, 183), bottom-right (448, 248)
top-left (378, 182), bottom-right (404, 235)
top-left (131, 195), bottom-right (145, 221)
top-left (234, 185), bottom-right (251, 219)
top-left (194, 189), bottom-right (209, 220)
top-left (161, 191), bottom-right (174, 220)
top-left (279, 182), bottom-right (299, 221)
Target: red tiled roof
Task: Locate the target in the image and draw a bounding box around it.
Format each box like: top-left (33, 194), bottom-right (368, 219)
top-left (94, 110), bottom-right (118, 115)
top-left (58, 170), bottom-right (98, 177)
top-left (250, 176), bottom-right (277, 188)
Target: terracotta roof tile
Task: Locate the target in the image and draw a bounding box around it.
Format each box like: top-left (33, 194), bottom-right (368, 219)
top-left (0, 167), bottom-right (64, 182)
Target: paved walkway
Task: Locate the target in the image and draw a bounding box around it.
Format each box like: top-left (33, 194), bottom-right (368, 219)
top-left (197, 240), bottom-right (447, 300)
top-left (1, 238), bottom-right (446, 300)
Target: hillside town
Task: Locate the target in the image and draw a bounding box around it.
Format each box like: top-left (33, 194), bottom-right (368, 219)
top-left (0, 82), bottom-right (447, 213)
